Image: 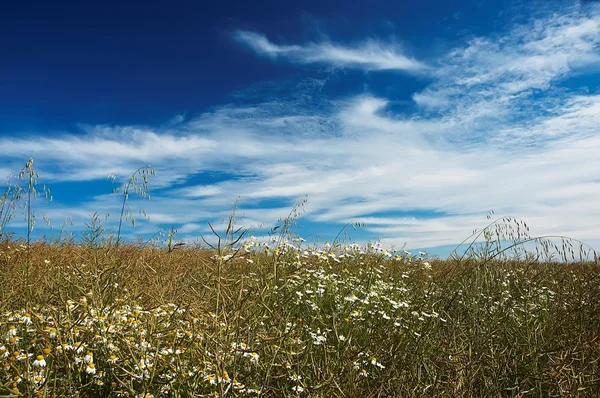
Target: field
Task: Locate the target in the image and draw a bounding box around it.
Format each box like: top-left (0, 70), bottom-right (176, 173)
top-left (1, 236), bottom-right (600, 397)
top-left (1, 162), bottom-right (599, 397)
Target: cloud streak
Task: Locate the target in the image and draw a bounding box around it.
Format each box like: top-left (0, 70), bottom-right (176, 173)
top-left (233, 30), bottom-right (428, 72)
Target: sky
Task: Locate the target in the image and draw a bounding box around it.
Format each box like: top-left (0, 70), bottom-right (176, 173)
top-left (1, 0), bottom-right (600, 257)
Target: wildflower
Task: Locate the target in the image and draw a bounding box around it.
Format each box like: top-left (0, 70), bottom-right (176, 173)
top-left (84, 352), bottom-right (94, 363)
top-left (137, 356), bottom-right (151, 370)
top-left (22, 314), bottom-right (32, 325)
top-left (58, 343), bottom-right (72, 352)
top-left (310, 330), bottom-right (327, 345)
top-left (244, 351), bottom-right (259, 364)
top-left (359, 369), bottom-right (369, 378)
top-left (74, 342), bottom-right (86, 354)
top-left (33, 355), bottom-right (46, 368)
top-left (205, 374), bottom-right (217, 385)
top-left (344, 294), bottom-right (359, 302)
top-left (289, 374), bottom-right (302, 382)
top-left (232, 342), bottom-right (248, 350)
top-left (107, 354), bottom-right (119, 364)
top-left (33, 374), bottom-right (45, 385)
top-left (6, 325), bottom-right (17, 338)
top-left (86, 362), bottom-right (97, 375)
top-left (232, 379), bottom-right (246, 391)
top-left (292, 385), bottom-right (304, 393)
top-left (92, 370), bottom-right (105, 386)
top-left (221, 370), bottom-right (231, 383)
top-left (371, 358), bottom-right (385, 369)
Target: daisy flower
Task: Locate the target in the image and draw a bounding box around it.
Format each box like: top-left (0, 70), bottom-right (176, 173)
top-left (86, 363), bottom-right (97, 375)
top-left (32, 355), bottom-right (46, 368)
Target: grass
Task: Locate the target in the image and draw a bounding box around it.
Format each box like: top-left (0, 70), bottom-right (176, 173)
top-left (0, 159), bottom-right (599, 397)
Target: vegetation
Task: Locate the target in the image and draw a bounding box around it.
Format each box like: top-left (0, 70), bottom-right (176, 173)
top-left (0, 159), bottom-right (598, 397)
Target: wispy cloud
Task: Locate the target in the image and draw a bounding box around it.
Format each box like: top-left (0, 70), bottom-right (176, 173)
top-left (233, 30), bottom-right (428, 72)
top-left (414, 4), bottom-right (600, 113)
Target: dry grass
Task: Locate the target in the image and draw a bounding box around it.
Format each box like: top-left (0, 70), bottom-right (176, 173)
top-left (1, 238), bottom-right (599, 397)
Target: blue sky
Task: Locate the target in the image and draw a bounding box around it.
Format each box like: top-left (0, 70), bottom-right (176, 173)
top-left (2, 0), bottom-right (600, 256)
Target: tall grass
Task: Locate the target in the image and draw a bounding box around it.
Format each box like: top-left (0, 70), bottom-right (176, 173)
top-left (0, 158), bottom-right (598, 397)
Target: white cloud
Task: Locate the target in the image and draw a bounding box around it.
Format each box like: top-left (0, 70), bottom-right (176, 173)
top-left (233, 30), bottom-right (428, 72)
top-left (414, 4), bottom-right (600, 112)
top-left (181, 185), bottom-right (223, 198)
top-left (177, 223), bottom-right (204, 234)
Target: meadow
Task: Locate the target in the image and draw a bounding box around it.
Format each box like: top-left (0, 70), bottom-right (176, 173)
top-left (0, 159), bottom-right (599, 397)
